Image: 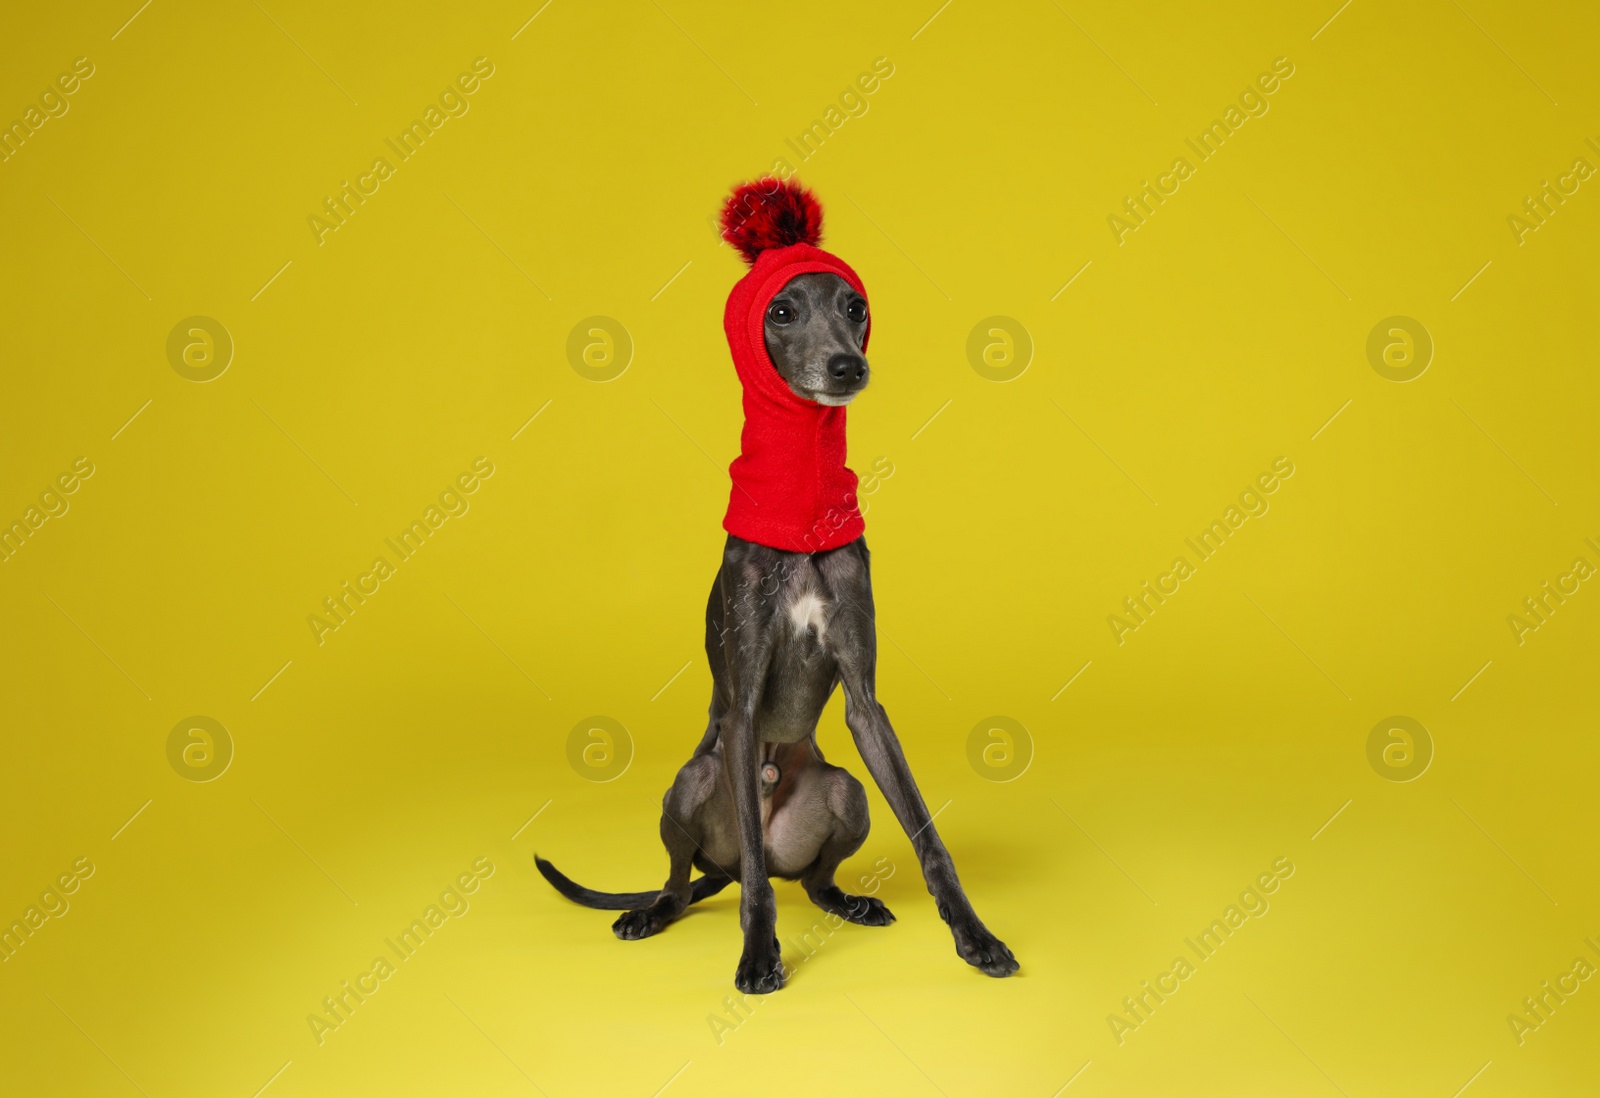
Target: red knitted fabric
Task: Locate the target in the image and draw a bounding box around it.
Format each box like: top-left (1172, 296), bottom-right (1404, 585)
top-left (721, 241), bottom-right (870, 553)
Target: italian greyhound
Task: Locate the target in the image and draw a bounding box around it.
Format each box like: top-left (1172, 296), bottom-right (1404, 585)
top-left (538, 272), bottom-right (1018, 993)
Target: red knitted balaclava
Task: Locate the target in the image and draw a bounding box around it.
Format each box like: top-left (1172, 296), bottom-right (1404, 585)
top-left (718, 178), bottom-right (869, 553)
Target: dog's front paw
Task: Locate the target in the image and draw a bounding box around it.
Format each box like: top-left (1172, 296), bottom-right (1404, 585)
top-left (733, 940), bottom-right (787, 994)
top-left (953, 921), bottom-right (1019, 977)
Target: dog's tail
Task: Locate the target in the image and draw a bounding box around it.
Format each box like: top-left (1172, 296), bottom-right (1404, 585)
top-left (535, 855), bottom-right (733, 910)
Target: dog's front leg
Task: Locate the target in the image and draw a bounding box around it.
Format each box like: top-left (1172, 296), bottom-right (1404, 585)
top-left (840, 683), bottom-right (1018, 977)
top-left (721, 705), bottom-right (784, 993)
top-left (717, 563), bottom-right (786, 994)
top-left (822, 576), bottom-right (1019, 980)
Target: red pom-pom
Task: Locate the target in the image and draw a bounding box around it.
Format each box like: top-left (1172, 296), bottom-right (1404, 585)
top-left (719, 177), bottom-right (822, 266)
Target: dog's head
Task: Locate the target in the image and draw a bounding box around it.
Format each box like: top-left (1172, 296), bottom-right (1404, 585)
top-left (763, 272), bottom-right (870, 406)
top-left (721, 177), bottom-right (872, 408)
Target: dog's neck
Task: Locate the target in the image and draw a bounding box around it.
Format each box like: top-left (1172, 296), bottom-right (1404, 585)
top-left (723, 378), bottom-right (862, 553)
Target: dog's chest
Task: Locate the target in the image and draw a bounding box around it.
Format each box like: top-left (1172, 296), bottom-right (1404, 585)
top-left (785, 591), bottom-right (829, 644)
top-left (749, 584), bottom-right (838, 744)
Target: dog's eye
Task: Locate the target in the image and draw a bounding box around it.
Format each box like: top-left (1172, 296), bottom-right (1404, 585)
top-left (846, 300), bottom-right (867, 323)
top-left (769, 302), bottom-right (795, 325)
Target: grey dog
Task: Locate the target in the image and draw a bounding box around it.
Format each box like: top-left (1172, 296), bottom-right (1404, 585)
top-left (537, 272), bottom-right (1019, 993)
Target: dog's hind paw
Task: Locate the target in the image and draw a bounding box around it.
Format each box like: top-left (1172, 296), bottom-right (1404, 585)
top-left (613, 906), bottom-right (670, 940)
top-left (953, 921), bottom-right (1019, 977)
top-left (841, 893), bottom-right (896, 926)
top-left (812, 888), bottom-right (896, 926)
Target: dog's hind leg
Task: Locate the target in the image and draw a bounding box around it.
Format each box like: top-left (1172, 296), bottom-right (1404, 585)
top-left (693, 575), bottom-right (730, 760)
top-left (799, 765), bottom-right (894, 927)
top-left (690, 690), bottom-right (726, 759)
top-left (614, 755), bottom-right (731, 940)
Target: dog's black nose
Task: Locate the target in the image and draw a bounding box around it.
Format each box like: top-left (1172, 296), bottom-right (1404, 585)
top-left (827, 354), bottom-right (868, 385)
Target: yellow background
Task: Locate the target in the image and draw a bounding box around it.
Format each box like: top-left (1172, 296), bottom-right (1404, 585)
top-left (2, 1), bottom-right (1597, 1094)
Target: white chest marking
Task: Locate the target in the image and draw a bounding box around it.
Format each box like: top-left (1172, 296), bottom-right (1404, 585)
top-left (787, 592), bottom-right (828, 642)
